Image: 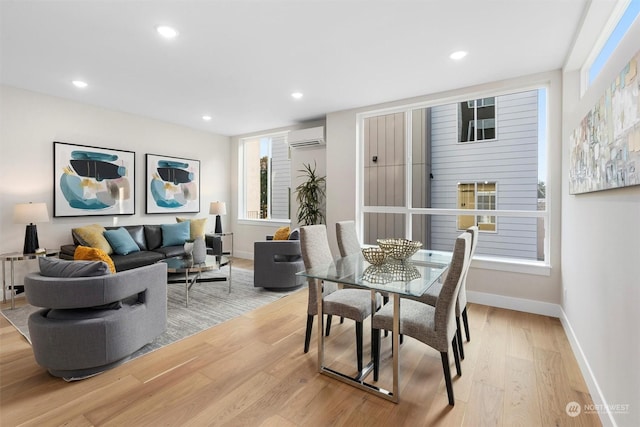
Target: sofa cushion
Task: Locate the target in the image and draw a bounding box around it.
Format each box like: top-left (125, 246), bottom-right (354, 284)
top-left (153, 245), bottom-right (185, 259)
top-left (176, 217), bottom-right (208, 240)
top-left (74, 246), bottom-right (116, 273)
top-left (288, 229), bottom-right (300, 240)
top-left (38, 256), bottom-right (110, 277)
top-left (104, 227), bottom-right (141, 256)
top-left (273, 226), bottom-right (290, 240)
top-left (144, 225), bottom-right (163, 251)
top-left (110, 251), bottom-right (165, 272)
top-left (161, 222), bottom-right (190, 247)
top-left (122, 225), bottom-right (148, 251)
top-left (72, 224), bottom-right (113, 255)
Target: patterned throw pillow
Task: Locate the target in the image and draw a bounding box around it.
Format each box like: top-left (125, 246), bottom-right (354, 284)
top-left (176, 217), bottom-right (208, 240)
top-left (71, 224), bottom-right (113, 255)
top-left (74, 246), bottom-right (116, 273)
top-left (273, 226), bottom-right (290, 240)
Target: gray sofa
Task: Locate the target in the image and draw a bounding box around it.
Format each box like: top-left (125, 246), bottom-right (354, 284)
top-left (254, 233), bottom-right (305, 290)
top-left (24, 262), bottom-right (167, 379)
top-left (59, 224), bottom-right (222, 272)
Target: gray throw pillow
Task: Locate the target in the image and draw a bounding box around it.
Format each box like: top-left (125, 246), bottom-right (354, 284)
top-left (38, 257), bottom-right (110, 277)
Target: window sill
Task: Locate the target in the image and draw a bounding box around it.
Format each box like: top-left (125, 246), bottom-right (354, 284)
top-left (472, 256), bottom-right (551, 276)
top-left (237, 218), bottom-right (291, 227)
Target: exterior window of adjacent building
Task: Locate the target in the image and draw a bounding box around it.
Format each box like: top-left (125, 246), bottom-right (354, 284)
top-left (457, 182), bottom-right (497, 231)
top-left (239, 132), bottom-right (290, 221)
top-left (458, 97), bottom-right (496, 142)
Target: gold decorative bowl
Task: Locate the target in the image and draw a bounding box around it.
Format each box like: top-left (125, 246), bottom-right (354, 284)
top-left (377, 238), bottom-right (423, 260)
top-left (362, 247), bottom-right (387, 266)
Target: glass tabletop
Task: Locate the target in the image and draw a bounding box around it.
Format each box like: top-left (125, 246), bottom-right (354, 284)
top-left (297, 250), bottom-right (452, 297)
top-left (161, 254), bottom-right (229, 274)
top-left (0, 249), bottom-right (59, 261)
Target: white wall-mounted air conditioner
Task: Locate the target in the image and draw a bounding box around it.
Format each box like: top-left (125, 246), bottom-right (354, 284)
top-left (288, 126), bottom-right (325, 149)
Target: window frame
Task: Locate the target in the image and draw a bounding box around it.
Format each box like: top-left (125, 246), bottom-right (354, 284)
top-left (238, 131), bottom-right (291, 225)
top-left (356, 84), bottom-right (550, 275)
top-left (457, 181), bottom-right (498, 232)
top-left (458, 96), bottom-right (497, 143)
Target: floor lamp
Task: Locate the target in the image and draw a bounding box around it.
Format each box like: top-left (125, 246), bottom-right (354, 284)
top-left (13, 202), bottom-right (49, 254)
top-left (209, 201), bottom-right (227, 234)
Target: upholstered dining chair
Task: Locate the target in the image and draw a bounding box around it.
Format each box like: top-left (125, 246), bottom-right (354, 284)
top-left (371, 232), bottom-right (471, 406)
top-left (416, 226), bottom-right (478, 360)
top-left (301, 224), bottom-right (380, 372)
top-left (336, 220), bottom-right (360, 257)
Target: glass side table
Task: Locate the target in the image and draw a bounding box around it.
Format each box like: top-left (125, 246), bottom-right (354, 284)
top-left (1, 249), bottom-right (59, 309)
top-left (206, 232), bottom-right (234, 258)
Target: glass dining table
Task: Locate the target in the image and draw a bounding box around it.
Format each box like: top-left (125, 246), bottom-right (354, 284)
top-left (297, 249), bottom-right (452, 403)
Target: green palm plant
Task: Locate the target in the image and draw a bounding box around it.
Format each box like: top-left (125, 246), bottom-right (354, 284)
top-left (295, 162), bottom-right (326, 226)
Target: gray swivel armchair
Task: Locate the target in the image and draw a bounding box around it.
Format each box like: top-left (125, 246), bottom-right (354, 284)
top-left (254, 235), bottom-right (305, 290)
top-left (24, 262), bottom-right (167, 379)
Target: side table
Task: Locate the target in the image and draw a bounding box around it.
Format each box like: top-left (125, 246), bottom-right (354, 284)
top-left (206, 232), bottom-right (234, 258)
top-left (1, 249), bottom-right (59, 309)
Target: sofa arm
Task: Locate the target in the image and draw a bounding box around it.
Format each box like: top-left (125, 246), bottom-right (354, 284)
top-left (254, 240), bottom-right (301, 259)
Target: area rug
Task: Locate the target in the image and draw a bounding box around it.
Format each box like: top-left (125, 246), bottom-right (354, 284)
top-left (1, 265), bottom-right (300, 363)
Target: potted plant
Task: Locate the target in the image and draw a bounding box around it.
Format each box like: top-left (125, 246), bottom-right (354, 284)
top-left (295, 162), bottom-right (326, 226)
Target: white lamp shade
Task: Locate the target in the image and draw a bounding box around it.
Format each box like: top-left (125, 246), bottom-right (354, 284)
top-left (209, 201), bottom-right (227, 216)
top-left (13, 202), bottom-right (49, 224)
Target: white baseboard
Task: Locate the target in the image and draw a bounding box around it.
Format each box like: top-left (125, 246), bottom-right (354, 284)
top-left (467, 290), bottom-right (613, 426)
top-left (466, 290), bottom-right (561, 317)
top-left (234, 250), bottom-right (254, 260)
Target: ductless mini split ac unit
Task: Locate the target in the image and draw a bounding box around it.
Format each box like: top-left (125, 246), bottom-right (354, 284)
top-left (288, 126), bottom-right (325, 149)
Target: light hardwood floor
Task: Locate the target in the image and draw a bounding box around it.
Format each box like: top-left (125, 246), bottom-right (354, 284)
top-left (1, 258), bottom-right (601, 426)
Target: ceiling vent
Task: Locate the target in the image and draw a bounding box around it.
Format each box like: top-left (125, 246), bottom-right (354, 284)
top-left (288, 126), bottom-right (325, 149)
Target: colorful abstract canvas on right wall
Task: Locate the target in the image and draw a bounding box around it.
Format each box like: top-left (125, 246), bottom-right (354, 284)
top-left (569, 49), bottom-right (640, 194)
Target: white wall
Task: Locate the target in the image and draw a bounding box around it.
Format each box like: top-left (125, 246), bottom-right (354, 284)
top-left (326, 70), bottom-right (563, 305)
top-left (561, 19), bottom-right (640, 427)
top-left (0, 85), bottom-right (230, 285)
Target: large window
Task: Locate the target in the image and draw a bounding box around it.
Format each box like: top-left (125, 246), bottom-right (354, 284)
top-left (361, 88), bottom-right (547, 263)
top-left (240, 132), bottom-right (290, 221)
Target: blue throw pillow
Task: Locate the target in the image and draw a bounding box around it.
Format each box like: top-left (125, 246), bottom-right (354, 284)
top-left (161, 221), bottom-right (190, 247)
top-left (103, 227), bottom-right (141, 256)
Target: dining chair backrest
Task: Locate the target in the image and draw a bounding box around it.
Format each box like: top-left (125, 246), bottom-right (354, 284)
top-left (433, 232), bottom-right (471, 349)
top-left (300, 225), bottom-right (338, 315)
top-left (336, 220), bottom-right (360, 257)
top-left (456, 225), bottom-right (478, 315)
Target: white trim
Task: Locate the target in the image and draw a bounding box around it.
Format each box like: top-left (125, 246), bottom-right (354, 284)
top-left (559, 308), bottom-right (616, 427)
top-left (237, 218), bottom-right (290, 227)
top-left (466, 291), bottom-right (614, 426)
top-left (467, 290), bottom-right (560, 317)
top-left (471, 258), bottom-right (551, 276)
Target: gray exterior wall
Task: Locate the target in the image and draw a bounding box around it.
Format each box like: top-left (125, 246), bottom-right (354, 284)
top-left (428, 90), bottom-right (539, 259)
top-left (271, 135), bottom-right (290, 220)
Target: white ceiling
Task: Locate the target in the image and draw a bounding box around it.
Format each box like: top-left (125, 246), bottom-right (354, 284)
top-left (1, 0), bottom-right (595, 136)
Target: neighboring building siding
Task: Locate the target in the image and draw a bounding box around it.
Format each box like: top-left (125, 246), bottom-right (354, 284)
top-left (428, 90), bottom-right (539, 259)
top-left (271, 135), bottom-right (290, 220)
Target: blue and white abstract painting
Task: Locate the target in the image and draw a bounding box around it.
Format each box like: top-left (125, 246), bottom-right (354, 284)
top-left (54, 142), bottom-right (135, 217)
top-left (145, 153), bottom-right (200, 214)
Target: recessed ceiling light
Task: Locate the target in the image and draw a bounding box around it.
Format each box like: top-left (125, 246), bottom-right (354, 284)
top-left (72, 80), bottom-right (88, 88)
top-left (450, 51), bottom-right (467, 60)
top-left (202, 115), bottom-right (212, 121)
top-left (156, 25), bottom-right (178, 39)
top-left (291, 92), bottom-right (303, 99)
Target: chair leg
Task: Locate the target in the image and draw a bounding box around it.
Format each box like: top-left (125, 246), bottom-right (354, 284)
top-left (372, 328), bottom-right (380, 381)
top-left (340, 316), bottom-right (344, 324)
top-left (356, 321), bottom-right (363, 372)
top-left (462, 307), bottom-right (470, 342)
top-left (304, 314), bottom-right (314, 353)
top-left (382, 295), bottom-right (389, 337)
top-left (440, 351), bottom-right (455, 406)
top-left (325, 315), bottom-right (333, 336)
top-left (456, 316), bottom-right (465, 360)
top-left (452, 336), bottom-right (462, 376)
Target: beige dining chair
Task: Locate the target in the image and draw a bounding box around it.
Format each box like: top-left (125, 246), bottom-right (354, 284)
top-left (301, 224), bottom-right (379, 372)
top-left (371, 232), bottom-right (471, 406)
top-left (336, 220), bottom-right (360, 257)
top-left (417, 226), bottom-right (478, 360)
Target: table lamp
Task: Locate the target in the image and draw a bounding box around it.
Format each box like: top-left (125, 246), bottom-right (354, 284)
top-left (13, 202), bottom-right (50, 254)
top-left (209, 201), bottom-right (227, 234)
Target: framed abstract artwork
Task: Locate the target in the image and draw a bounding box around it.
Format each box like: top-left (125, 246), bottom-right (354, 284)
top-left (569, 49), bottom-right (640, 194)
top-left (145, 154), bottom-right (200, 214)
top-left (53, 141), bottom-right (135, 217)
